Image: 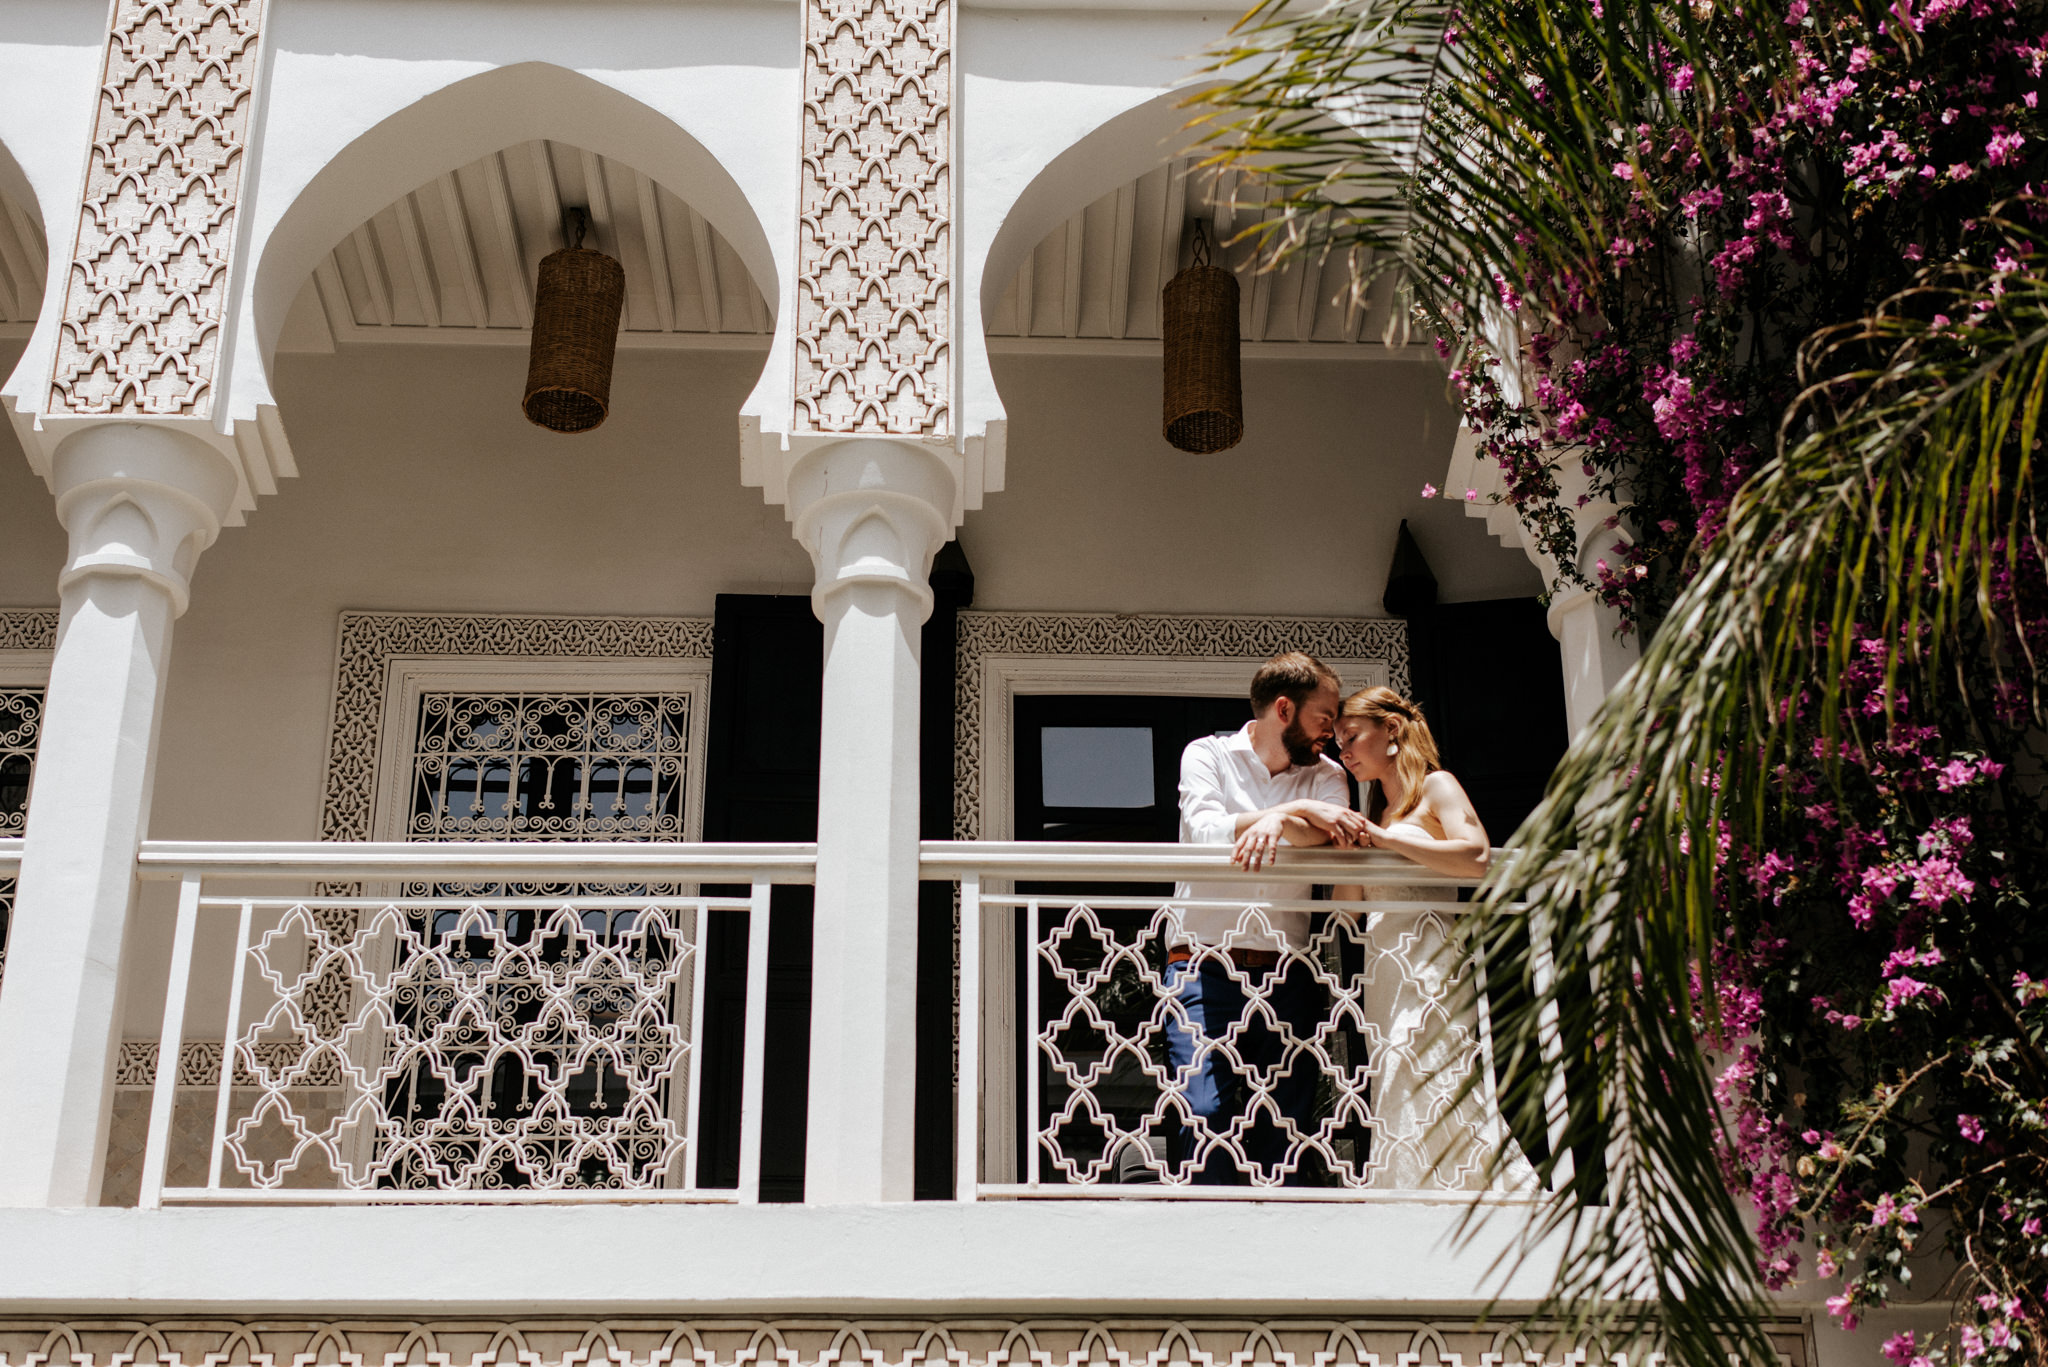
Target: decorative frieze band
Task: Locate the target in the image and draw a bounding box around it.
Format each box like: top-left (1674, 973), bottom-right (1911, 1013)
top-left (794, 0), bottom-right (952, 436)
top-left (110, 1040), bottom-right (311, 1088)
top-left (49, 0), bottom-right (267, 417)
top-left (0, 1318), bottom-right (1814, 1367)
top-left (0, 611), bottom-right (59, 653)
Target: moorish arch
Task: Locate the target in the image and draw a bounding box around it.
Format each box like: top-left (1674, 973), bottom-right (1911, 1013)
top-left (974, 86), bottom-right (1210, 335)
top-left (969, 85), bottom-right (1411, 431)
top-left (0, 136), bottom-right (51, 399)
top-left (238, 62), bottom-right (780, 418)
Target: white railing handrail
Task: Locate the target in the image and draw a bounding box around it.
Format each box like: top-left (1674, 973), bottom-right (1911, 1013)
top-left (919, 839), bottom-right (1503, 886)
top-left (123, 839), bottom-right (1490, 886)
top-left (0, 835), bottom-right (21, 875)
top-left (135, 840), bottom-right (819, 883)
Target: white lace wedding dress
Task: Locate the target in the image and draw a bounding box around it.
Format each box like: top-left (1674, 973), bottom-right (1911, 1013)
top-left (1357, 834), bottom-right (1536, 1193)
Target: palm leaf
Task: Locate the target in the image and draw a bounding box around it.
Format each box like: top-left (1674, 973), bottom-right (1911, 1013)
top-left (1470, 239), bottom-right (2046, 1367)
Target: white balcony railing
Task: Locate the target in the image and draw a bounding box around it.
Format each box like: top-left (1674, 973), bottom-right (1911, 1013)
top-left (924, 842), bottom-right (1537, 1202)
top-left (120, 839), bottom-right (1534, 1207)
top-left (131, 841), bottom-right (816, 1207)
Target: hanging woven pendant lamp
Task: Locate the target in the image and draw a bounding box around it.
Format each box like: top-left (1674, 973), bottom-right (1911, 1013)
top-left (1161, 220), bottom-right (1243, 453)
top-left (522, 208), bottom-right (626, 433)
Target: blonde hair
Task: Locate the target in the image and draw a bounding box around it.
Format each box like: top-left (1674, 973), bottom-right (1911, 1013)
top-left (1340, 686), bottom-right (1440, 821)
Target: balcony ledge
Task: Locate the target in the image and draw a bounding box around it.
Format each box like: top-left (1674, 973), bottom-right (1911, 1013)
top-left (0, 1198), bottom-right (1572, 1316)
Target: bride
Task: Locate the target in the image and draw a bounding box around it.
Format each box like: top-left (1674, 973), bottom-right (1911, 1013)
top-left (1329, 687), bottom-right (1528, 1191)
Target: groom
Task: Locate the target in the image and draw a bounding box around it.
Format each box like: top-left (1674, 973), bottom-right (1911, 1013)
top-left (1161, 651), bottom-right (1362, 1184)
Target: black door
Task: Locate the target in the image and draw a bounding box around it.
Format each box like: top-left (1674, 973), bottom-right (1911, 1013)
top-left (1008, 693), bottom-right (1253, 1179)
top-left (697, 594), bottom-right (822, 1201)
top-left (1012, 694), bottom-right (1254, 847)
top-left (1406, 598), bottom-right (1567, 843)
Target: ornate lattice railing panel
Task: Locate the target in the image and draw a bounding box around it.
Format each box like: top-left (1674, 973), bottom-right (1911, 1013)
top-left (0, 686), bottom-right (43, 985)
top-left (934, 842), bottom-right (1540, 1199)
top-left (133, 843), bottom-right (807, 1205)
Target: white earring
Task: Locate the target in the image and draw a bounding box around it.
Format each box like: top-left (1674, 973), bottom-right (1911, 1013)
top-left (1386, 741), bottom-right (1400, 758)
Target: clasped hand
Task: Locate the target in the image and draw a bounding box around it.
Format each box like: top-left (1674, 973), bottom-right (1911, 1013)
top-left (1229, 799), bottom-right (1375, 871)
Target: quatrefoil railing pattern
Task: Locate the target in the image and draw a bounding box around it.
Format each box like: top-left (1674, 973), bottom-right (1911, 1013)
top-left (135, 866), bottom-right (787, 1205)
top-left (997, 896), bottom-right (1531, 1193)
top-left (225, 898), bottom-right (703, 1192)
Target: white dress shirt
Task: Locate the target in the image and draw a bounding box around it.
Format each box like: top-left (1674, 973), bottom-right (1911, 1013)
top-left (1175, 722), bottom-right (1350, 950)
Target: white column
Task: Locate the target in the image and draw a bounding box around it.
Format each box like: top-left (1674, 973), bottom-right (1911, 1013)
top-left (0, 422), bottom-right (239, 1207)
top-left (1546, 519), bottom-right (1640, 739)
top-left (788, 437), bottom-right (954, 1205)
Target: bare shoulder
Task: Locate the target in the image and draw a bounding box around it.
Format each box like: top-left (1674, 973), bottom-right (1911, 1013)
top-left (1421, 769), bottom-right (1471, 801)
top-left (1421, 769), bottom-right (1479, 816)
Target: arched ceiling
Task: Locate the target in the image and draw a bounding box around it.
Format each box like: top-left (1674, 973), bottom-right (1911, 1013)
top-left (283, 139), bottom-right (772, 351)
top-left (274, 147), bottom-right (1412, 359)
top-left (983, 158), bottom-right (1409, 353)
top-left (0, 189), bottom-right (45, 335)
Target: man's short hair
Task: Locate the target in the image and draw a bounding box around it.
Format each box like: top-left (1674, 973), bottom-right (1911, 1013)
top-left (1249, 652), bottom-right (1341, 715)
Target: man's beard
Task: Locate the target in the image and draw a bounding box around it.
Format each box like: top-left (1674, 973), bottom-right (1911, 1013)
top-left (1281, 716), bottom-right (1322, 767)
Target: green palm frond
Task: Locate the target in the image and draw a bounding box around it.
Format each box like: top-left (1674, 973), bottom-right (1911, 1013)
top-left (1193, 0), bottom-right (1803, 325)
top-left (1470, 240), bottom-right (2046, 1367)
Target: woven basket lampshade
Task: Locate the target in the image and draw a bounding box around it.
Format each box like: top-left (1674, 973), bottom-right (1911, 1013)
top-left (1161, 223), bottom-right (1243, 454)
top-left (522, 210), bottom-right (626, 434)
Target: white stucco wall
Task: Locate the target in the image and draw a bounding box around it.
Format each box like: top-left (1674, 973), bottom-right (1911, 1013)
top-left (967, 352), bottom-right (1538, 613)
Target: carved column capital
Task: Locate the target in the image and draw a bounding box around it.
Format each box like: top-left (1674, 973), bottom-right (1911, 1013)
top-left (50, 423), bottom-right (241, 618)
top-left (787, 438), bottom-right (957, 624)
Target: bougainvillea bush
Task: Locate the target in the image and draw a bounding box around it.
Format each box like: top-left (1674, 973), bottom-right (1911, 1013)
top-left (1711, 582), bottom-right (2048, 1366)
top-left (1446, 0), bottom-right (2048, 635)
top-left (1198, 0), bottom-right (2048, 1362)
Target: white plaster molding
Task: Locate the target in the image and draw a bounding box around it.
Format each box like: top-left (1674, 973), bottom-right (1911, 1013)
top-left (789, 438), bottom-right (958, 619)
top-left (1441, 434), bottom-right (1638, 737)
top-left (6, 1), bottom-right (295, 527)
top-left (1443, 427), bottom-right (1526, 553)
top-left (319, 613), bottom-right (715, 845)
top-left (951, 612), bottom-right (1409, 842)
top-left (50, 425), bottom-right (241, 618)
top-left (745, 0), bottom-right (1000, 518)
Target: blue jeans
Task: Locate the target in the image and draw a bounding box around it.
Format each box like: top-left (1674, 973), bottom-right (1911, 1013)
top-left (1163, 954), bottom-right (1327, 1185)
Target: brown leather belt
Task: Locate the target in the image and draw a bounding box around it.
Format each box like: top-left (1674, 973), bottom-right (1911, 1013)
top-left (1168, 946), bottom-right (1282, 972)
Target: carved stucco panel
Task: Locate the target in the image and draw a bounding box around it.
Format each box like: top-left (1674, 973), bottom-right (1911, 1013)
top-left (795, 0), bottom-right (952, 437)
top-left (0, 612), bottom-right (59, 653)
top-left (48, 0), bottom-right (266, 418)
top-left (0, 1319), bottom-right (1817, 1367)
